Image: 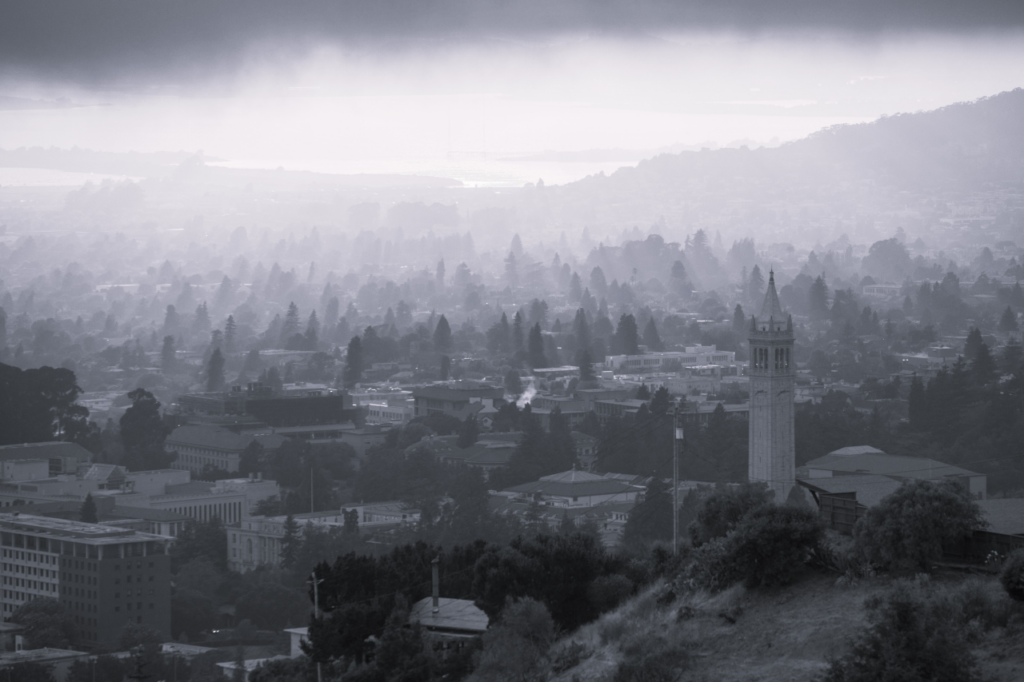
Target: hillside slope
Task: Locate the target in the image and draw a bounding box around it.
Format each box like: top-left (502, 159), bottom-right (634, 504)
top-left (546, 571), bottom-right (1024, 682)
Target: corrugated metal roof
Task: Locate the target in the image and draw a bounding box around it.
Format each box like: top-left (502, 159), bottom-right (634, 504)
top-left (408, 597), bottom-right (489, 634)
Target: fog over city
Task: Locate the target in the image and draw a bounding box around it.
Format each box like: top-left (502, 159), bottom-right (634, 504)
top-left (1, 2), bottom-right (1024, 681)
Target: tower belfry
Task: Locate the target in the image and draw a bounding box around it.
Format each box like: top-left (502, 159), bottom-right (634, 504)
top-left (748, 270), bottom-right (795, 500)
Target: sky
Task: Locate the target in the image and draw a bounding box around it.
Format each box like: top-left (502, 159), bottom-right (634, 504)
top-left (1, 2), bottom-right (1023, 185)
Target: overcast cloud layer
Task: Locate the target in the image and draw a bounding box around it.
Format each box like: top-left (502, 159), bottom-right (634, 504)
top-left (3, 0), bottom-right (1024, 85)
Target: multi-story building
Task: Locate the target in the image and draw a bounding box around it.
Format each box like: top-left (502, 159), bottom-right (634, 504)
top-left (0, 513), bottom-right (172, 650)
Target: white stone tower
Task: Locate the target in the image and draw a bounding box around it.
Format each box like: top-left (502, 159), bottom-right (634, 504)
top-left (748, 270), bottom-right (796, 501)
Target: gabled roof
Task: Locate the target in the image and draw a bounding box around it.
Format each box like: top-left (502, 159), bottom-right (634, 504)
top-left (408, 597), bottom-right (489, 634)
top-left (759, 269), bottom-right (786, 320)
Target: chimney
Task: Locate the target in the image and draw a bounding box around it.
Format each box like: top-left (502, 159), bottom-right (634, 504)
top-left (431, 556), bottom-right (440, 613)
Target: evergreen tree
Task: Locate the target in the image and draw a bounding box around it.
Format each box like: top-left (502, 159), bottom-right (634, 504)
top-left (809, 275), bottom-right (830, 321)
top-left (80, 493), bottom-right (98, 523)
top-left (304, 311), bottom-right (320, 350)
top-left (999, 306), bottom-right (1019, 333)
top-left (972, 342), bottom-right (997, 385)
top-left (505, 370), bottom-right (524, 398)
top-left (224, 315), bottom-right (237, 354)
top-left (280, 514), bottom-right (300, 569)
top-left (512, 311), bottom-right (525, 355)
top-left (614, 314), bottom-right (639, 355)
top-left (568, 272), bottom-right (583, 302)
top-left (433, 315), bottom-right (452, 353)
top-left (343, 336), bottom-right (363, 387)
top-left (746, 264), bottom-right (765, 303)
top-left (642, 317), bottom-right (664, 351)
top-left (440, 355), bottom-right (451, 380)
top-left (575, 348), bottom-right (596, 382)
top-left (527, 323), bottom-right (548, 369)
top-left (206, 348), bottom-right (225, 392)
top-left (732, 304), bottom-right (746, 336)
top-left (279, 302), bottom-right (300, 347)
top-left (964, 327), bottom-right (984, 363)
top-left (457, 415), bottom-right (480, 448)
top-left (635, 383), bottom-right (651, 400)
top-left (160, 335), bottom-right (176, 374)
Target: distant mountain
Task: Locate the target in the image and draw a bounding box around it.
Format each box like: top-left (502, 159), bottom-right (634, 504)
top-left (0, 147), bottom-right (221, 177)
top-left (566, 89), bottom-right (1024, 197)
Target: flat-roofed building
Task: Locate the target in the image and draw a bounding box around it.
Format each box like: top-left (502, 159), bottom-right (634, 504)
top-left (165, 425), bottom-right (286, 475)
top-left (412, 382), bottom-right (504, 420)
top-left (0, 442), bottom-right (92, 477)
top-left (0, 513), bottom-right (172, 650)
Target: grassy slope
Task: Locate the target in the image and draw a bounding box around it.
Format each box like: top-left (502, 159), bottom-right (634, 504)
top-left (549, 570), bottom-right (1024, 682)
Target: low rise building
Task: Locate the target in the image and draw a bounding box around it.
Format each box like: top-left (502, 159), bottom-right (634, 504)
top-left (227, 502), bottom-right (420, 572)
top-left (412, 382), bottom-right (504, 420)
top-left (166, 425), bottom-right (286, 475)
top-left (604, 345), bottom-right (738, 374)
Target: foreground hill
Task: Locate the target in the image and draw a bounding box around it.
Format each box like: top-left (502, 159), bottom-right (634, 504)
top-left (536, 571), bottom-right (1024, 682)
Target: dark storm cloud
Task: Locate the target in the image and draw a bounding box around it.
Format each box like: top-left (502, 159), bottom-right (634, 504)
top-left (2, 0), bottom-right (1022, 85)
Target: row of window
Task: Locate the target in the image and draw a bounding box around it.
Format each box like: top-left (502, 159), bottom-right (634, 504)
top-left (2, 563), bottom-right (56, 578)
top-left (1, 549), bottom-right (56, 564)
top-left (3, 580), bottom-right (55, 593)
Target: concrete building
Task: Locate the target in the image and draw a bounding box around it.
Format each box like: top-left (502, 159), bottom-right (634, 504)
top-left (747, 270), bottom-right (796, 501)
top-left (0, 467), bottom-right (278, 526)
top-left (0, 442), bottom-right (92, 478)
top-left (0, 513), bottom-right (172, 650)
top-left (412, 382), bottom-right (504, 420)
top-left (0, 647), bottom-right (89, 681)
top-left (227, 503), bottom-right (420, 572)
top-left (165, 425), bottom-right (286, 475)
top-left (603, 346), bottom-right (738, 373)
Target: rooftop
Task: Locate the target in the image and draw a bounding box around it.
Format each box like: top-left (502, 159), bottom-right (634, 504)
top-left (0, 513), bottom-right (168, 544)
top-left (804, 451), bottom-right (981, 481)
top-left (408, 597), bottom-right (489, 634)
top-left (0, 441), bottom-right (92, 462)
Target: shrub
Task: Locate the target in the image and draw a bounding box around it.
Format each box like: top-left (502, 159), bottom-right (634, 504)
top-left (823, 579), bottom-right (981, 682)
top-left (1000, 548), bottom-right (1024, 602)
top-left (550, 641), bottom-right (592, 674)
top-left (853, 479), bottom-right (986, 573)
top-left (677, 505), bottom-right (823, 592)
top-left (613, 634), bottom-right (688, 682)
top-left (725, 504), bottom-right (823, 588)
top-left (588, 574), bottom-right (634, 614)
top-left (474, 598), bottom-right (555, 682)
top-left (688, 482), bottom-right (773, 547)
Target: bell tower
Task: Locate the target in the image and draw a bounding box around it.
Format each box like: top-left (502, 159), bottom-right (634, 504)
top-left (748, 270), bottom-right (795, 501)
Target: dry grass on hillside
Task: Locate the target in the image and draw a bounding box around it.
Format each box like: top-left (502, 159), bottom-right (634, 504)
top-left (546, 570), bottom-right (1024, 682)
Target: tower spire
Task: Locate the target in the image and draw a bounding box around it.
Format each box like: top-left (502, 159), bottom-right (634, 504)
top-left (759, 268), bottom-right (785, 321)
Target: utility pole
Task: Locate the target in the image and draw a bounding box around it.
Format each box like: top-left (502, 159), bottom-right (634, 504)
top-left (310, 570), bottom-right (324, 682)
top-left (673, 403), bottom-right (683, 555)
